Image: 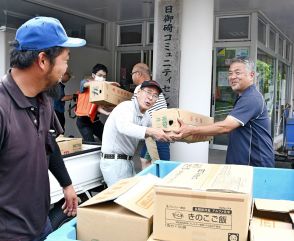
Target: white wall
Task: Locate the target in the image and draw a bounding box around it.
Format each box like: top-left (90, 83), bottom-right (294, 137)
top-left (0, 29), bottom-right (16, 77)
top-left (174, 0), bottom-right (214, 163)
top-left (0, 32), bottom-right (5, 76)
top-left (154, 0), bottom-right (214, 163)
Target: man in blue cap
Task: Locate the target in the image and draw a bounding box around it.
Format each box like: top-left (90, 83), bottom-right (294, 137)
top-left (0, 17), bottom-right (86, 240)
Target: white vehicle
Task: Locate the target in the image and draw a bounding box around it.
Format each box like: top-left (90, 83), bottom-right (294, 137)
top-left (49, 144), bottom-right (104, 230)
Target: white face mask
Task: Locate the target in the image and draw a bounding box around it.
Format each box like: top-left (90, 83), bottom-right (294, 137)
top-left (94, 76), bottom-right (106, 81)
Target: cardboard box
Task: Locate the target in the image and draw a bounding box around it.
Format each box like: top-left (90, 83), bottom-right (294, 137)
top-left (56, 135), bottom-right (82, 155)
top-left (89, 81), bottom-right (133, 106)
top-left (77, 174), bottom-right (159, 241)
top-left (147, 233), bottom-right (160, 241)
top-left (152, 108), bottom-right (214, 143)
top-left (153, 163), bottom-right (253, 241)
top-left (250, 199), bottom-right (294, 241)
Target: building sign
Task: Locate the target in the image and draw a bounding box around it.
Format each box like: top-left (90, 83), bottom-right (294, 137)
top-left (155, 0), bottom-right (180, 107)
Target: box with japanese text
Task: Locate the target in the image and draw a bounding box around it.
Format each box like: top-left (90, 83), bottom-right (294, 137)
top-left (153, 163), bottom-right (253, 241)
top-left (56, 135), bottom-right (82, 155)
top-left (250, 199), bottom-right (294, 241)
top-left (89, 81), bottom-right (133, 106)
top-left (152, 108), bottom-right (214, 143)
top-left (77, 174), bottom-right (159, 241)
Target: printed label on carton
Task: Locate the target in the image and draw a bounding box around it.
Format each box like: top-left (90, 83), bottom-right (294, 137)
top-left (164, 205), bottom-right (233, 230)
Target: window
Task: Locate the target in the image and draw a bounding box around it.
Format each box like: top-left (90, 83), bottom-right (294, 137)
top-left (84, 23), bottom-right (105, 47)
top-left (257, 50), bottom-right (275, 134)
top-left (216, 16), bottom-right (250, 41)
top-left (118, 24), bottom-right (143, 45)
top-left (258, 19), bottom-right (266, 45)
top-left (278, 36), bottom-right (284, 56)
top-left (147, 22), bottom-right (154, 44)
top-left (269, 29), bottom-right (276, 52)
top-left (285, 41), bottom-right (291, 61)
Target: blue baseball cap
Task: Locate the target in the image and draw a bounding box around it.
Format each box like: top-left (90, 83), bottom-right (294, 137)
top-left (15, 16), bottom-right (86, 51)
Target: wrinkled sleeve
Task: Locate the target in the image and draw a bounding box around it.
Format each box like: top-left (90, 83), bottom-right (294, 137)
top-left (229, 95), bottom-right (263, 126)
top-left (114, 103), bottom-right (147, 140)
top-left (48, 105), bottom-right (72, 187)
top-left (0, 106), bottom-right (7, 151)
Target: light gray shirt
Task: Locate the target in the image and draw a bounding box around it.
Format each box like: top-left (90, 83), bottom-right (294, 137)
top-left (101, 98), bottom-right (151, 156)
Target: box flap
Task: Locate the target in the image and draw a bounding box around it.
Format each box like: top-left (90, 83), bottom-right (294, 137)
top-left (79, 176), bottom-right (142, 207)
top-left (250, 226), bottom-right (294, 241)
top-left (290, 212), bottom-right (294, 224)
top-left (251, 216), bottom-right (293, 229)
top-left (157, 163), bottom-right (253, 194)
top-left (56, 135), bottom-right (81, 142)
top-left (115, 174), bottom-right (160, 218)
top-left (255, 198), bottom-right (294, 213)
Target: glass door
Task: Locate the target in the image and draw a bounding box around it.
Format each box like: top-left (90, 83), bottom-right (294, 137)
top-left (117, 51), bottom-right (142, 92)
top-left (256, 50), bottom-right (275, 136)
top-left (116, 50), bottom-right (153, 92)
top-left (275, 61), bottom-right (288, 137)
top-left (212, 47), bottom-right (249, 148)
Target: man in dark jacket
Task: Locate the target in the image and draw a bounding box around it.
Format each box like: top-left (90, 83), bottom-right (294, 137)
top-left (0, 16), bottom-right (86, 241)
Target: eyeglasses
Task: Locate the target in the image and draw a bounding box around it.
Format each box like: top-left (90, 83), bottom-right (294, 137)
top-left (131, 71), bottom-right (139, 75)
top-left (141, 89), bottom-right (159, 100)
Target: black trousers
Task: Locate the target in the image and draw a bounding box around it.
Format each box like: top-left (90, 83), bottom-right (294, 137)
top-left (55, 111), bottom-right (65, 132)
top-left (76, 116), bottom-right (104, 142)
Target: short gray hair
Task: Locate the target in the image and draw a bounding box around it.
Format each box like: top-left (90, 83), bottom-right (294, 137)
top-left (230, 58), bottom-right (255, 73)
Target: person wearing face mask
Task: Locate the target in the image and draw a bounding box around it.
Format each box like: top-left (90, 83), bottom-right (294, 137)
top-left (76, 63), bottom-right (118, 143)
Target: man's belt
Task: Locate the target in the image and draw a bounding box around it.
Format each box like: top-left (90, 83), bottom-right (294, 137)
top-left (102, 153), bottom-right (133, 160)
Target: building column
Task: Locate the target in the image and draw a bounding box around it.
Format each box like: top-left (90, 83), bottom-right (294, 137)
top-left (154, 0), bottom-right (214, 163)
top-left (0, 28), bottom-right (16, 77)
top-left (0, 31), bottom-right (6, 77)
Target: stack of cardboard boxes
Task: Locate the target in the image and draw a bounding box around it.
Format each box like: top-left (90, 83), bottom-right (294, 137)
top-left (77, 162), bottom-right (254, 241)
top-left (250, 199), bottom-right (294, 241)
top-left (152, 163), bottom-right (253, 241)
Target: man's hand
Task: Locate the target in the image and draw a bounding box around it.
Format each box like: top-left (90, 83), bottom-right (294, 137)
top-left (97, 106), bottom-right (111, 116)
top-left (108, 81), bottom-right (120, 87)
top-left (169, 119), bottom-right (195, 141)
top-left (146, 127), bottom-right (173, 142)
top-left (62, 185), bottom-right (78, 217)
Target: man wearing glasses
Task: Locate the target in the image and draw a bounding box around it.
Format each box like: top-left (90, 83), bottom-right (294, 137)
top-left (100, 80), bottom-right (172, 187)
top-left (172, 58), bottom-right (274, 167)
top-left (131, 63), bottom-right (170, 169)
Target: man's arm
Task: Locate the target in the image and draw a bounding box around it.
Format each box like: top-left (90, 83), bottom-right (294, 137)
top-left (97, 105), bottom-right (111, 115)
top-left (61, 94), bottom-right (73, 101)
top-left (48, 137), bottom-right (78, 217)
top-left (114, 102), bottom-right (172, 142)
top-left (171, 115), bottom-right (241, 140)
